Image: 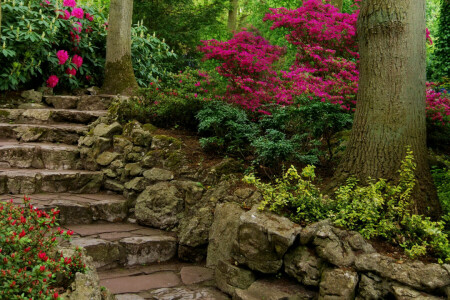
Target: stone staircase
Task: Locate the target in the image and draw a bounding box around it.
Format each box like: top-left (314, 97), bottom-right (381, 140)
top-left (0, 95), bottom-right (227, 299)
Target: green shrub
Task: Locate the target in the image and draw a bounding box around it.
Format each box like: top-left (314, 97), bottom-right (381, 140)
top-left (0, 196), bottom-right (87, 299)
top-left (431, 159), bottom-right (450, 228)
top-left (197, 101), bottom-right (258, 154)
top-left (244, 149), bottom-right (450, 262)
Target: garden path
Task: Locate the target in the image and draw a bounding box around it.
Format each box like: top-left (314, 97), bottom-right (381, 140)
top-left (0, 95), bottom-right (228, 299)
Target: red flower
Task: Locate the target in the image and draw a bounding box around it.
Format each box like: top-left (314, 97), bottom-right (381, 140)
top-left (19, 229), bottom-right (26, 238)
top-left (40, 266), bottom-right (46, 272)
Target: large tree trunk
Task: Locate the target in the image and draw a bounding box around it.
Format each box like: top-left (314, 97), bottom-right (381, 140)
top-left (330, 0), bottom-right (343, 10)
top-left (227, 0), bottom-right (239, 32)
top-left (102, 0), bottom-right (138, 95)
top-left (332, 0), bottom-right (441, 218)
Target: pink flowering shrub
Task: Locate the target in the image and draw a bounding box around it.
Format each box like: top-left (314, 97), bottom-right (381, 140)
top-left (199, 0), bottom-right (449, 126)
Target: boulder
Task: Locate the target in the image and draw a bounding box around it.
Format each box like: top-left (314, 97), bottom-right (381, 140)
top-left (143, 168), bottom-right (174, 182)
top-left (232, 205), bottom-right (302, 274)
top-left (284, 246), bottom-right (325, 287)
top-left (93, 122), bottom-right (122, 138)
top-left (119, 236), bottom-right (177, 266)
top-left (96, 152), bottom-right (120, 166)
top-left (300, 220), bottom-right (375, 267)
top-left (355, 253), bottom-right (450, 292)
top-left (151, 135), bottom-right (182, 150)
top-left (355, 273), bottom-right (392, 300)
top-left (215, 260), bottom-right (255, 296)
top-left (173, 180), bottom-right (204, 206)
top-left (135, 182), bottom-right (183, 230)
top-left (145, 287), bottom-right (229, 300)
top-left (207, 202), bottom-right (244, 268)
top-left (124, 177), bottom-right (147, 192)
top-left (69, 238), bottom-right (124, 269)
top-left (319, 268), bottom-right (358, 300)
top-left (124, 163), bottom-right (143, 177)
top-left (234, 279), bottom-right (317, 300)
top-left (130, 128), bottom-right (152, 147)
top-left (45, 95), bottom-right (79, 109)
top-left (391, 286), bottom-right (443, 300)
top-left (21, 89), bottom-right (43, 102)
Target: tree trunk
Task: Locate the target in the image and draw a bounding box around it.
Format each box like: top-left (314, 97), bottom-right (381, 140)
top-left (102, 0), bottom-right (138, 95)
top-left (330, 0), bottom-right (343, 11)
top-left (227, 0), bottom-right (239, 32)
top-left (332, 0), bottom-right (441, 218)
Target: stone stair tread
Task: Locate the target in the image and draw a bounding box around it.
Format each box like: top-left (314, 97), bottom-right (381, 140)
top-left (0, 108), bottom-right (107, 114)
top-left (0, 122), bottom-right (87, 131)
top-left (0, 168), bottom-right (100, 176)
top-left (0, 139), bottom-right (79, 151)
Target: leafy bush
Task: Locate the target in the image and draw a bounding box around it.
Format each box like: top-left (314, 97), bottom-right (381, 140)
top-left (432, 160), bottom-right (450, 228)
top-left (0, 196), bottom-right (87, 299)
top-left (245, 150), bottom-right (450, 262)
top-left (0, 0), bottom-right (108, 90)
top-left (111, 69), bottom-right (217, 128)
top-left (197, 101), bottom-right (258, 154)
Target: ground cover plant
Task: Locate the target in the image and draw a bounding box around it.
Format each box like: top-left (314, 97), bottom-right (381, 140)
top-left (245, 150), bottom-right (450, 263)
top-left (0, 196), bottom-right (86, 299)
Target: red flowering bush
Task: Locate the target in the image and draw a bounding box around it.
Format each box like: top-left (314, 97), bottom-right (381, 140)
top-left (0, 196), bottom-right (87, 299)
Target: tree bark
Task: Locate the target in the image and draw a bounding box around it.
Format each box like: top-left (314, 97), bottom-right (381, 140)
top-left (102, 0), bottom-right (138, 95)
top-left (227, 0), bottom-right (239, 32)
top-left (332, 0), bottom-right (441, 218)
top-left (331, 0), bottom-right (343, 11)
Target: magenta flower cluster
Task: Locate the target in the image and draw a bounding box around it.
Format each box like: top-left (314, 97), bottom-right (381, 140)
top-left (199, 0), bottom-right (449, 126)
top-left (45, 0), bottom-right (95, 88)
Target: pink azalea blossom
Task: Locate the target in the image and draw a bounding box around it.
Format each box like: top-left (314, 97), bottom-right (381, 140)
top-left (56, 50), bottom-right (69, 65)
top-left (71, 8), bottom-right (84, 19)
top-left (46, 75), bottom-right (59, 88)
top-left (72, 55), bottom-right (83, 68)
top-left (66, 67), bottom-right (77, 76)
top-left (86, 13), bottom-right (94, 22)
top-left (63, 0), bottom-right (77, 7)
top-left (57, 9), bottom-right (71, 20)
top-left (73, 21), bottom-right (82, 32)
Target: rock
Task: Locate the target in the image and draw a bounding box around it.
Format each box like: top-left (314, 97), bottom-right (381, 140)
top-left (234, 279), bottom-right (317, 300)
top-left (319, 268), bottom-right (358, 300)
top-left (143, 168), bottom-right (174, 182)
top-left (91, 199), bottom-right (127, 223)
top-left (179, 207), bottom-right (214, 247)
top-left (78, 95), bottom-right (111, 110)
top-left (135, 182), bottom-right (183, 230)
top-left (21, 89), bottom-right (43, 102)
top-left (119, 236), bottom-right (177, 266)
top-left (215, 260), bottom-right (255, 296)
top-left (124, 163), bottom-right (143, 177)
top-left (124, 177), bottom-right (147, 192)
top-left (180, 266), bottom-right (215, 285)
top-left (232, 205), bottom-right (302, 274)
top-left (355, 253), bottom-right (450, 292)
top-left (213, 158), bottom-right (244, 177)
top-left (45, 95), bottom-right (79, 109)
top-left (113, 135), bottom-right (132, 152)
top-left (284, 246), bottom-right (325, 287)
top-left (145, 287), bottom-right (229, 300)
top-left (173, 180), bottom-right (204, 206)
top-left (23, 109), bottom-right (51, 121)
top-left (93, 122), bottom-right (122, 138)
top-left (115, 295), bottom-right (144, 300)
top-left (87, 86), bottom-right (100, 95)
top-left (130, 128), bottom-right (152, 147)
top-left (104, 180), bottom-right (124, 193)
top-left (301, 220), bottom-right (375, 267)
top-left (201, 180), bottom-right (232, 204)
top-left (151, 135), bottom-right (182, 150)
top-left (356, 273), bottom-right (391, 300)
top-left (207, 202), bottom-right (244, 268)
top-left (70, 238), bottom-right (124, 269)
top-left (18, 103), bottom-right (47, 109)
top-left (391, 286), bottom-right (442, 300)
top-left (96, 152), bottom-right (120, 166)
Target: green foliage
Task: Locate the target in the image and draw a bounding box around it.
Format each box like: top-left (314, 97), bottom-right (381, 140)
top-left (110, 68), bottom-right (217, 128)
top-left (131, 22), bottom-right (177, 87)
top-left (197, 101), bottom-right (258, 154)
top-left (431, 0), bottom-right (450, 81)
top-left (0, 0), bottom-right (108, 90)
top-left (245, 149), bottom-right (450, 262)
top-left (431, 158), bottom-right (450, 228)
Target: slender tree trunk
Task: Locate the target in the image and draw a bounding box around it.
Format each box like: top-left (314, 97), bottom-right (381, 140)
top-left (227, 0), bottom-right (239, 32)
top-left (331, 0), bottom-right (343, 11)
top-left (102, 0), bottom-right (138, 95)
top-left (332, 0), bottom-right (441, 218)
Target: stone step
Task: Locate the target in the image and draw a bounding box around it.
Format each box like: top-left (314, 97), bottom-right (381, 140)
top-left (0, 140), bottom-right (82, 170)
top-left (0, 123), bottom-right (87, 144)
top-left (97, 264), bottom-right (223, 299)
top-left (66, 223), bottom-right (178, 269)
top-left (0, 169), bottom-right (103, 194)
top-left (44, 95), bottom-right (116, 111)
top-left (0, 108), bottom-right (106, 125)
top-left (6, 193), bottom-right (127, 225)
